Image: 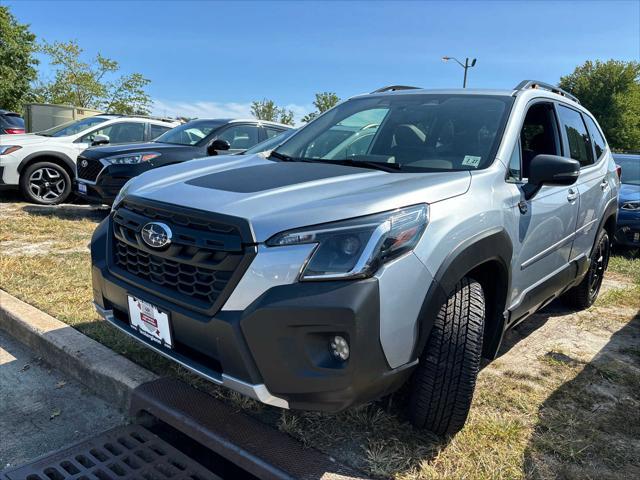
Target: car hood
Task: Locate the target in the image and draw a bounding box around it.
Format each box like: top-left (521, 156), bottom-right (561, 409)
top-left (0, 133), bottom-right (51, 145)
top-left (81, 141), bottom-right (198, 159)
top-left (619, 183), bottom-right (640, 204)
top-left (122, 155), bottom-right (471, 241)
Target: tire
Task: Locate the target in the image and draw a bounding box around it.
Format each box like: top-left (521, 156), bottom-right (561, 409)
top-left (20, 161), bottom-right (72, 205)
top-left (406, 277), bottom-right (485, 436)
top-left (563, 229), bottom-right (610, 310)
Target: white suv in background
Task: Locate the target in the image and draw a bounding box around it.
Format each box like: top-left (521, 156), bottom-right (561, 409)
top-left (0, 115), bottom-right (180, 204)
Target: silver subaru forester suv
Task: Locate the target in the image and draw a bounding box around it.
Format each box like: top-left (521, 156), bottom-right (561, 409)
top-left (91, 81), bottom-right (619, 436)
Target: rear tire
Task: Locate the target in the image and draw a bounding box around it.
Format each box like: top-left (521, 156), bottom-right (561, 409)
top-left (20, 161), bottom-right (72, 205)
top-left (406, 277), bottom-right (485, 436)
top-left (563, 229), bottom-right (610, 310)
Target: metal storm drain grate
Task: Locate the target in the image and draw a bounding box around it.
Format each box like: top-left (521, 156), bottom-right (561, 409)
top-left (3, 425), bottom-right (221, 480)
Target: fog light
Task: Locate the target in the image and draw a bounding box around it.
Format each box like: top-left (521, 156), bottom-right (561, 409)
top-left (329, 335), bottom-right (350, 361)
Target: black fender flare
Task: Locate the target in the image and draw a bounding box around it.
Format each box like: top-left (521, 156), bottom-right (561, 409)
top-left (412, 227), bottom-right (513, 360)
top-left (17, 151), bottom-right (76, 176)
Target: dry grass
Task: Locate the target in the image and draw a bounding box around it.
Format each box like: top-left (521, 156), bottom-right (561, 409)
top-left (1, 197), bottom-right (639, 479)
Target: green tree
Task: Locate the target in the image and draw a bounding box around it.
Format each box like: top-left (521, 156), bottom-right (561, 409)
top-left (33, 40), bottom-right (151, 114)
top-left (301, 92), bottom-right (340, 123)
top-left (0, 6), bottom-right (38, 111)
top-left (250, 98), bottom-right (294, 125)
top-left (559, 60), bottom-right (640, 151)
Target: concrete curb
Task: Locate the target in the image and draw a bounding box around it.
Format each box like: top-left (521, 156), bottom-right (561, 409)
top-left (0, 289), bottom-right (157, 411)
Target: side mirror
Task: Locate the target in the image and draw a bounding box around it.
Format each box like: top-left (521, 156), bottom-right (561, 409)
top-left (91, 134), bottom-right (110, 146)
top-left (207, 139), bottom-right (231, 156)
top-left (528, 154), bottom-right (579, 186)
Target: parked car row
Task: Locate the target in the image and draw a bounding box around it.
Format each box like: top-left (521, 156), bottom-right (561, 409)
top-left (88, 81), bottom-right (632, 436)
top-left (0, 114), bottom-right (292, 205)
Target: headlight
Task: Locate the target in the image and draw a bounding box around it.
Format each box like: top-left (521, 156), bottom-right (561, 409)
top-left (0, 145), bottom-right (21, 155)
top-left (111, 178), bottom-right (135, 211)
top-left (104, 152), bottom-right (161, 164)
top-left (267, 204), bottom-right (428, 280)
top-left (622, 200), bottom-right (640, 211)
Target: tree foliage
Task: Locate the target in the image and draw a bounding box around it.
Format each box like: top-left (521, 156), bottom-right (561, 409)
top-left (559, 60), bottom-right (640, 151)
top-left (32, 40), bottom-right (151, 115)
top-left (0, 6), bottom-right (38, 111)
top-left (250, 98), bottom-right (294, 125)
top-left (301, 92), bottom-right (340, 123)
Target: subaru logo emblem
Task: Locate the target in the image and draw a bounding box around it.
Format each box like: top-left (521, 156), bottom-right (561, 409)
top-left (81, 159), bottom-right (88, 167)
top-left (141, 222), bottom-right (172, 249)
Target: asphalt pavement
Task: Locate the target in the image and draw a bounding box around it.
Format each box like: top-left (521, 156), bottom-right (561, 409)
top-left (0, 330), bottom-right (126, 470)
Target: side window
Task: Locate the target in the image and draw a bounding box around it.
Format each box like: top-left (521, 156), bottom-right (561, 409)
top-left (519, 102), bottom-right (561, 178)
top-left (150, 124), bottom-right (171, 140)
top-left (265, 127), bottom-right (284, 138)
top-left (557, 105), bottom-right (594, 167)
top-left (80, 122), bottom-right (146, 144)
top-left (507, 139), bottom-right (522, 182)
top-left (217, 125), bottom-right (261, 150)
top-left (583, 115), bottom-right (607, 160)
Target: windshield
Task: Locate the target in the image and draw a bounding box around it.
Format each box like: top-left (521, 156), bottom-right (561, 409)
top-left (273, 94), bottom-right (513, 172)
top-left (614, 155), bottom-right (640, 186)
top-left (243, 129), bottom-right (296, 155)
top-left (154, 120), bottom-right (222, 146)
top-left (38, 116), bottom-right (111, 137)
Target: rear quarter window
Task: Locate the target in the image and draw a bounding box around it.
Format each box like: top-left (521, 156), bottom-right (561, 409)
top-left (557, 104), bottom-right (594, 167)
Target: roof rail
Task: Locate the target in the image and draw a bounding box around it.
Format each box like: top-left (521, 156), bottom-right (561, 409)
top-left (514, 80), bottom-right (580, 104)
top-left (104, 113), bottom-right (182, 123)
top-left (370, 85), bottom-right (421, 94)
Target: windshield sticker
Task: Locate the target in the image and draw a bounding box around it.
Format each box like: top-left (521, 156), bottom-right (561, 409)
top-left (462, 155), bottom-right (482, 167)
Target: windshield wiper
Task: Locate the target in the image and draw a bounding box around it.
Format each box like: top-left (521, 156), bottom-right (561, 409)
top-left (327, 158), bottom-right (402, 172)
top-left (268, 150), bottom-right (295, 162)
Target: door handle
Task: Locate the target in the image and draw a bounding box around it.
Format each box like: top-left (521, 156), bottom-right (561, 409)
top-left (600, 178), bottom-right (609, 191)
top-left (567, 188), bottom-right (578, 202)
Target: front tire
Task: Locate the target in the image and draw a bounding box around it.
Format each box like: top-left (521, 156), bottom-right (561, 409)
top-left (406, 277), bottom-right (485, 436)
top-left (20, 162), bottom-right (72, 205)
top-left (563, 229), bottom-right (610, 310)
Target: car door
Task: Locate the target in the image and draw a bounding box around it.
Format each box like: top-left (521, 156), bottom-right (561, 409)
top-left (560, 107), bottom-right (613, 261)
top-left (213, 123), bottom-right (262, 154)
top-left (505, 100), bottom-right (579, 321)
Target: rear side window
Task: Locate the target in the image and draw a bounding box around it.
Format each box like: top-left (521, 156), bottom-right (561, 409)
top-left (150, 124), bottom-right (171, 140)
top-left (265, 127), bottom-right (284, 138)
top-left (557, 105), bottom-right (594, 167)
top-left (583, 115), bottom-right (607, 160)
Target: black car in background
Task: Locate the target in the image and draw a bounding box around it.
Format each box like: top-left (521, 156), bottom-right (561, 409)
top-left (75, 118), bottom-right (292, 204)
top-left (0, 110), bottom-right (25, 134)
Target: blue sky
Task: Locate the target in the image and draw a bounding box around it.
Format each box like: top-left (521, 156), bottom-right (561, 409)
top-left (7, 0), bottom-right (640, 122)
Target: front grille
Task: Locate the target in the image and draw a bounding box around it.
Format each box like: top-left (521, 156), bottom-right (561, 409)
top-left (109, 199), bottom-right (253, 314)
top-left (77, 156), bottom-right (104, 181)
top-left (114, 240), bottom-right (233, 305)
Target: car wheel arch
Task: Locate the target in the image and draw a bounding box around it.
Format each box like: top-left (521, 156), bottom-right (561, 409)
top-left (412, 228), bottom-right (513, 362)
top-left (17, 152), bottom-right (76, 180)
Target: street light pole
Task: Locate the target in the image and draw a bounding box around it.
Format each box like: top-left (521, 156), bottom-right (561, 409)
top-left (442, 56), bottom-right (477, 88)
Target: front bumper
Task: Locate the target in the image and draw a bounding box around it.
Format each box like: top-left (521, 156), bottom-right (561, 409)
top-left (91, 217), bottom-right (414, 412)
top-left (614, 210), bottom-right (640, 247)
top-left (77, 162), bottom-right (153, 205)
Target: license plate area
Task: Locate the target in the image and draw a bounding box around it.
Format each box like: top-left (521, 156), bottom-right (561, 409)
top-left (127, 295), bottom-right (173, 348)
top-left (78, 182), bottom-right (87, 194)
